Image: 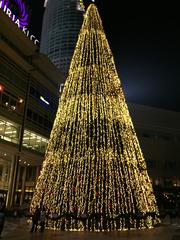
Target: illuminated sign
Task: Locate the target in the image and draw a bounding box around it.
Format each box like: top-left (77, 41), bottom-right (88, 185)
top-left (0, 0), bottom-right (39, 45)
top-left (0, 0), bottom-right (28, 28)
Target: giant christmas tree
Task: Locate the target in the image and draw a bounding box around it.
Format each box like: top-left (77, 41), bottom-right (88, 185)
top-left (30, 4), bottom-right (160, 231)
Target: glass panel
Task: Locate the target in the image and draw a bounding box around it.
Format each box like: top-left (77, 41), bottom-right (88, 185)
top-left (4, 122), bottom-right (19, 143)
top-left (0, 117), bottom-right (48, 153)
top-left (0, 117), bottom-right (19, 144)
top-left (23, 130), bottom-right (48, 153)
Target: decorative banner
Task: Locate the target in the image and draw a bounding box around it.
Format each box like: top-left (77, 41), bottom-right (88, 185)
top-left (0, 0), bottom-right (39, 45)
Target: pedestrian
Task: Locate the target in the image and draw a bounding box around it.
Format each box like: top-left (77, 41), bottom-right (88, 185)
top-left (30, 206), bottom-right (40, 232)
top-left (135, 210), bottom-right (143, 229)
top-left (80, 212), bottom-right (88, 230)
top-left (39, 207), bottom-right (46, 232)
top-left (0, 199), bottom-right (6, 238)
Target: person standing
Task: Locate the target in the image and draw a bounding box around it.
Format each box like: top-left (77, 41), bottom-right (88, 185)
top-left (0, 199), bottom-right (5, 238)
top-left (30, 206), bottom-right (40, 232)
top-left (39, 207), bottom-right (46, 232)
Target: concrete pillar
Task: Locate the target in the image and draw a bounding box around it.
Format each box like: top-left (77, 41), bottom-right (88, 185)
top-left (16, 165), bottom-right (21, 191)
top-left (2, 164), bottom-right (8, 182)
top-left (35, 165), bottom-right (40, 182)
top-left (20, 166), bottom-right (27, 206)
top-left (6, 155), bottom-right (18, 208)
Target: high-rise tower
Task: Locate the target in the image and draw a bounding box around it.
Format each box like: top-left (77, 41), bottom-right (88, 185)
top-left (40, 0), bottom-right (84, 76)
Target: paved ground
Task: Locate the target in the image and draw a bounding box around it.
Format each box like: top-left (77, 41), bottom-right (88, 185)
top-left (1, 218), bottom-right (180, 240)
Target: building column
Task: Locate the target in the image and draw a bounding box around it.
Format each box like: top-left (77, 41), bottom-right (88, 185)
top-left (35, 165), bottom-right (40, 182)
top-left (6, 155), bottom-right (18, 208)
top-left (20, 166), bottom-right (27, 206)
top-left (16, 165), bottom-right (21, 192)
top-left (2, 164), bottom-right (8, 182)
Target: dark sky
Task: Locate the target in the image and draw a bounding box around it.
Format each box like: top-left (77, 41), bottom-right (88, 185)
top-left (28, 0), bottom-right (179, 112)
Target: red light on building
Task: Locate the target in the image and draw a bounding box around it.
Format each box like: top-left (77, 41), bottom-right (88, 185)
top-left (0, 84), bottom-right (5, 92)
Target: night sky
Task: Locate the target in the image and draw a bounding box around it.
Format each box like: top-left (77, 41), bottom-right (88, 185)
top-left (28, 0), bottom-right (179, 112)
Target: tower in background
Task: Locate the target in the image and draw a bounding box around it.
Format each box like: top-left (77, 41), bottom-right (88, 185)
top-left (40, 0), bottom-right (84, 77)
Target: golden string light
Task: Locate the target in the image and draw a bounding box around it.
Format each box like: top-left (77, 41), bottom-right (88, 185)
top-left (30, 4), bottom-right (160, 231)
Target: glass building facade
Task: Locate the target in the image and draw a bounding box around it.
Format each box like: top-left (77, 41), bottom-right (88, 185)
top-left (40, 0), bottom-right (84, 76)
top-left (0, 117), bottom-right (48, 153)
top-left (0, 10), bottom-right (63, 207)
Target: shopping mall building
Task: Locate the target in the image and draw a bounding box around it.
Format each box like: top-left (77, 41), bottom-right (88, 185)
top-left (0, 9), bottom-right (180, 209)
top-left (0, 10), bottom-right (64, 207)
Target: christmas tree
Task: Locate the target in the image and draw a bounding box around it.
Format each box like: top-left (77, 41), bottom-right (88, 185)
top-left (30, 4), bottom-right (160, 231)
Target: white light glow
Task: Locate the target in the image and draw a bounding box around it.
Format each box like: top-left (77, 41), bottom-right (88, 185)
top-left (44, 0), bottom-right (48, 7)
top-left (40, 96), bottom-right (50, 105)
top-left (5, 131), bottom-right (17, 134)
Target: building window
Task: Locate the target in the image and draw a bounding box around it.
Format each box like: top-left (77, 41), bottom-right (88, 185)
top-left (165, 161), bottom-right (176, 170)
top-left (160, 135), bottom-right (172, 141)
top-left (27, 109), bottom-right (32, 119)
top-left (33, 112), bottom-right (38, 122)
top-left (23, 130), bottom-right (48, 153)
top-left (0, 117), bottom-right (48, 154)
top-left (146, 159), bottom-right (156, 169)
top-left (1, 94), bottom-right (9, 107)
top-left (0, 117), bottom-right (19, 144)
top-left (26, 167), bottom-right (36, 182)
top-left (0, 91), bottom-right (24, 115)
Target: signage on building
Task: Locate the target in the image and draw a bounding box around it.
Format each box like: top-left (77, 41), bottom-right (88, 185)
top-left (0, 0), bottom-right (39, 45)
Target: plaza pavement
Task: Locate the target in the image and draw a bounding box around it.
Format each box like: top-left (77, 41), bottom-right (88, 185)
top-left (1, 217), bottom-right (180, 240)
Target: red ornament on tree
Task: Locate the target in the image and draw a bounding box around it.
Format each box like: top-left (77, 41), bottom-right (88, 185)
top-left (73, 206), bottom-right (77, 212)
top-left (96, 176), bottom-right (100, 182)
top-left (72, 186), bottom-right (76, 192)
top-left (77, 175), bottom-right (81, 181)
top-left (109, 203), bottom-right (113, 209)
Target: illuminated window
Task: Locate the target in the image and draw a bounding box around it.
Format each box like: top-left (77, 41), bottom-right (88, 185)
top-left (0, 117), bottom-right (19, 144)
top-left (23, 130), bottom-right (48, 153)
top-left (0, 92), bottom-right (24, 114)
top-left (0, 117), bottom-right (48, 154)
top-left (2, 94), bottom-right (9, 107)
